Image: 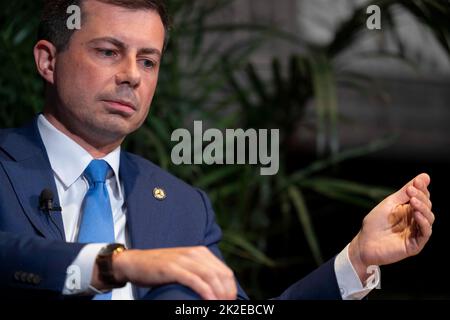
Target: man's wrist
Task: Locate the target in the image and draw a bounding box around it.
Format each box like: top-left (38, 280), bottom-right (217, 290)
top-left (110, 247), bottom-right (131, 285)
top-left (348, 234), bottom-right (370, 284)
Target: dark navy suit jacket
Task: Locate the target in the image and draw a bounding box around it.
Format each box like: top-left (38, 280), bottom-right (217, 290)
top-left (0, 117), bottom-right (341, 300)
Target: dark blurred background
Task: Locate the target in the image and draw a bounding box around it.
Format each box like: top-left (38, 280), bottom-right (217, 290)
top-left (1, 0), bottom-right (449, 299)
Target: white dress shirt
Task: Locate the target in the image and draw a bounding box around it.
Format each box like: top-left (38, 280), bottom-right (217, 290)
top-left (37, 114), bottom-right (134, 299)
top-left (37, 114), bottom-right (379, 300)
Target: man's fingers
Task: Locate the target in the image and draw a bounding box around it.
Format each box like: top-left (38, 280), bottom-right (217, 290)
top-left (393, 173), bottom-right (431, 204)
top-left (407, 186), bottom-right (432, 209)
top-left (222, 271), bottom-right (238, 300)
top-left (414, 211), bottom-right (432, 240)
top-left (194, 248), bottom-right (237, 300)
top-left (411, 197), bottom-right (435, 225)
top-left (184, 247), bottom-right (237, 300)
top-left (174, 267), bottom-right (218, 300)
top-left (199, 252), bottom-right (237, 300)
top-left (413, 174), bottom-right (430, 198)
top-left (184, 259), bottom-right (229, 300)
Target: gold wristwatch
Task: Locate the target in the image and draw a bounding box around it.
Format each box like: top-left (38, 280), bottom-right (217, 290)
top-left (95, 243), bottom-right (127, 289)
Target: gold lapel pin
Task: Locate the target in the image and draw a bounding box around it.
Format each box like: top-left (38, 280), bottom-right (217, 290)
top-left (153, 187), bottom-right (167, 200)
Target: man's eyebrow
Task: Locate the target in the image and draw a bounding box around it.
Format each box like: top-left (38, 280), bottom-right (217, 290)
top-left (138, 47), bottom-right (162, 58)
top-left (88, 37), bottom-right (162, 58)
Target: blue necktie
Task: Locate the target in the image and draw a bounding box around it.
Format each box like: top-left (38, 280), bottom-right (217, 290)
top-left (78, 160), bottom-right (115, 300)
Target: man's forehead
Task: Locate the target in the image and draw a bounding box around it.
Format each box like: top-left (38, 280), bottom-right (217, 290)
top-left (81, 1), bottom-right (163, 27)
top-left (76, 1), bottom-right (165, 50)
top-left (82, 0), bottom-right (156, 15)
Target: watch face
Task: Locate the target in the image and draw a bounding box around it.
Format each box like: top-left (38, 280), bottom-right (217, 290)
top-left (101, 244), bottom-right (125, 255)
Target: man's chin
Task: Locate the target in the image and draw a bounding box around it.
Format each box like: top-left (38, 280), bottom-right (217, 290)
top-left (92, 119), bottom-right (137, 140)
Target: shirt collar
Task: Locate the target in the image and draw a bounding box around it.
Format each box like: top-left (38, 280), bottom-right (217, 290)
top-left (37, 114), bottom-right (122, 196)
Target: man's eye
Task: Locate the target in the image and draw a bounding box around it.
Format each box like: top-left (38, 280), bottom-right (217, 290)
top-left (98, 49), bottom-right (117, 57)
top-left (142, 59), bottom-right (156, 69)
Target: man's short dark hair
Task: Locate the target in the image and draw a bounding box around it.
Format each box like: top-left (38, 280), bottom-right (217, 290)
top-left (38, 0), bottom-right (170, 51)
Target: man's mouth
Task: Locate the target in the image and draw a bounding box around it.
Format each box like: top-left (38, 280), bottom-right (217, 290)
top-left (102, 99), bottom-right (137, 115)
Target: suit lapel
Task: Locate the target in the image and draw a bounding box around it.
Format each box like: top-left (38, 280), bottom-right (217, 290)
top-left (120, 152), bottom-right (175, 299)
top-left (0, 118), bottom-right (65, 240)
top-left (120, 152), bottom-right (172, 250)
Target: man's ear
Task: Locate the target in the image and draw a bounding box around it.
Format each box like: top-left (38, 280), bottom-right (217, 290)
top-left (34, 40), bottom-right (58, 85)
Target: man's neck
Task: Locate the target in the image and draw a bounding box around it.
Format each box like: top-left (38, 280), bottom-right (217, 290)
top-left (42, 112), bottom-right (123, 159)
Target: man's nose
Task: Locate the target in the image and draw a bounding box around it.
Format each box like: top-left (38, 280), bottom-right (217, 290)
top-left (115, 56), bottom-right (141, 88)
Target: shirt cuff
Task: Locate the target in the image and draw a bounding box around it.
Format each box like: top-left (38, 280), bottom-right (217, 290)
top-left (334, 243), bottom-right (381, 300)
top-left (62, 243), bottom-right (107, 295)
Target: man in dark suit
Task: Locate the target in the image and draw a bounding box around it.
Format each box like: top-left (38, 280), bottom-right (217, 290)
top-left (0, 0), bottom-right (434, 300)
